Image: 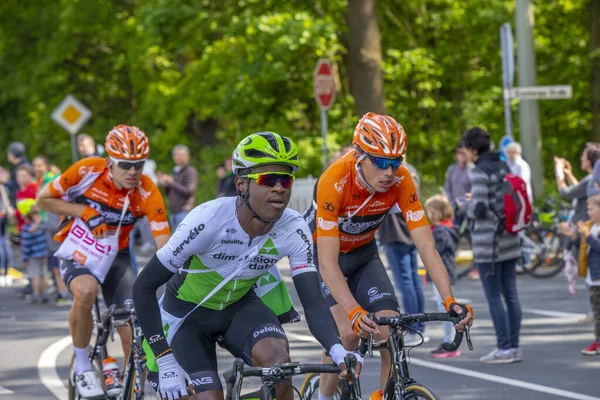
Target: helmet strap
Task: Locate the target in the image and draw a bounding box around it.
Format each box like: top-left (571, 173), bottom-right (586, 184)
top-left (240, 178), bottom-right (277, 224)
top-left (355, 153), bottom-right (377, 193)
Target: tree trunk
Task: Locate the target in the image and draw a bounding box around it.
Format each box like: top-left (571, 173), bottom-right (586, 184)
top-left (186, 115), bottom-right (218, 148)
top-left (346, 0), bottom-right (387, 116)
top-left (591, 0), bottom-right (600, 141)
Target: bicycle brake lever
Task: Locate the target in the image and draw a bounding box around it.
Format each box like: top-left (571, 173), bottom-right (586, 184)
top-left (465, 326), bottom-right (473, 351)
top-left (368, 334), bottom-right (374, 358)
top-left (109, 316), bottom-right (115, 342)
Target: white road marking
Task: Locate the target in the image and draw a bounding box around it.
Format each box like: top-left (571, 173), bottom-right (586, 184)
top-left (523, 308), bottom-right (586, 319)
top-left (409, 358), bottom-right (600, 400)
top-left (37, 335), bottom-right (72, 400)
top-left (0, 386), bottom-right (14, 395)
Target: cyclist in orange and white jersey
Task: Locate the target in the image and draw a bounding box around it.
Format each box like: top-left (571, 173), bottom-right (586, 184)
top-left (37, 125), bottom-right (170, 398)
top-left (304, 113), bottom-right (474, 398)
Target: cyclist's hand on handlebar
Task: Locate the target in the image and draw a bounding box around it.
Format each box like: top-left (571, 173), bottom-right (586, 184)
top-left (156, 353), bottom-right (191, 400)
top-left (331, 345), bottom-right (363, 384)
top-left (348, 306), bottom-right (379, 336)
top-left (443, 296), bottom-right (474, 332)
top-left (81, 206), bottom-right (109, 239)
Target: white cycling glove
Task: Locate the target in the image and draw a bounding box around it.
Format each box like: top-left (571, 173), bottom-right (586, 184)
top-left (329, 343), bottom-right (364, 369)
top-left (156, 353), bottom-right (191, 400)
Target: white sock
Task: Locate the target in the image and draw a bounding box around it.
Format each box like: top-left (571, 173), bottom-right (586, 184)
top-left (73, 346), bottom-right (92, 374)
top-left (319, 393), bottom-right (333, 400)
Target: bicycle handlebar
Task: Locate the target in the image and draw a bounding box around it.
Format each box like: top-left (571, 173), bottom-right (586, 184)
top-left (97, 304), bottom-right (136, 347)
top-left (359, 311), bottom-right (473, 354)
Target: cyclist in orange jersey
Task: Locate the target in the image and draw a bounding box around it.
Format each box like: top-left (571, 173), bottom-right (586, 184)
top-left (37, 125), bottom-right (170, 398)
top-left (304, 113), bottom-right (474, 398)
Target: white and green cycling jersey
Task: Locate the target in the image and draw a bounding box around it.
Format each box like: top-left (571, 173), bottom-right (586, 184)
top-left (156, 196), bottom-right (316, 322)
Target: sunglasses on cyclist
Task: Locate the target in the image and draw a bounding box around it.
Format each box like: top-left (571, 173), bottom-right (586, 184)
top-left (244, 172), bottom-right (295, 188)
top-left (366, 154), bottom-right (403, 170)
top-left (111, 158), bottom-right (146, 171)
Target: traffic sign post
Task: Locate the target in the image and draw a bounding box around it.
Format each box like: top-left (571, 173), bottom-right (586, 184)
top-left (51, 95), bottom-right (92, 163)
top-left (313, 59), bottom-right (336, 170)
top-left (500, 23), bottom-right (515, 138)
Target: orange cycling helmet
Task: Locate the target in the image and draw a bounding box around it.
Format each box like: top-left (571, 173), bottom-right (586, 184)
top-left (352, 112), bottom-right (407, 157)
top-left (105, 124), bottom-right (150, 160)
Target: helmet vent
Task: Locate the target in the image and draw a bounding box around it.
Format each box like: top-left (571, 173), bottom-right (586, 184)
top-left (245, 149), bottom-right (276, 159)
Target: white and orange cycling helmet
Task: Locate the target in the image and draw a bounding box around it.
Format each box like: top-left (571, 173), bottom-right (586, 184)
top-left (105, 124), bottom-right (150, 161)
top-left (352, 112), bottom-right (407, 157)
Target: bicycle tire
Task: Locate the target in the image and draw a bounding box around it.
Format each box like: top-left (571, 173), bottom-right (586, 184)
top-left (402, 383), bottom-right (439, 400)
top-left (522, 227), bottom-right (564, 278)
top-left (300, 373), bottom-right (342, 400)
top-left (122, 360), bottom-right (148, 400)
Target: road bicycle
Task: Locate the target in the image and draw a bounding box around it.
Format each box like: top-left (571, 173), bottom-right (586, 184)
top-left (68, 301), bottom-right (148, 400)
top-left (301, 311), bottom-right (472, 400)
top-left (223, 354), bottom-right (361, 400)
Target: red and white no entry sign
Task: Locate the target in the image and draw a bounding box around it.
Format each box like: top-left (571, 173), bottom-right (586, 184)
top-left (313, 59), bottom-right (337, 110)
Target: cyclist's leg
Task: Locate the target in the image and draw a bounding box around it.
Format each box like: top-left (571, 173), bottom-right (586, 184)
top-left (222, 291), bottom-right (291, 400)
top-left (101, 250), bottom-right (135, 368)
top-left (352, 246), bottom-right (400, 391)
top-left (60, 259), bottom-right (99, 372)
top-left (169, 305), bottom-right (223, 400)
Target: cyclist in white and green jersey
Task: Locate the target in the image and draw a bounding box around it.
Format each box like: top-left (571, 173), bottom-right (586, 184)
top-left (133, 132), bottom-right (362, 400)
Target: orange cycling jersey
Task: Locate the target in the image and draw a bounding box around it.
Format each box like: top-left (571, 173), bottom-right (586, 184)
top-left (49, 157), bottom-right (170, 250)
top-left (305, 152), bottom-right (429, 253)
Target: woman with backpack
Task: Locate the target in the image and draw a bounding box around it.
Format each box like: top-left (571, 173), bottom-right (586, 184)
top-left (461, 127), bottom-right (523, 364)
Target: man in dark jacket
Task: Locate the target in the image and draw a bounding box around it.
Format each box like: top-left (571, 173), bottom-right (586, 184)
top-left (462, 127), bottom-right (522, 364)
top-left (158, 145), bottom-right (199, 229)
top-left (7, 142), bottom-right (30, 206)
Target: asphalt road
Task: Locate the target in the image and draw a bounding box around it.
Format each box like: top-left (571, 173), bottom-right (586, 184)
top-left (1, 254), bottom-right (599, 400)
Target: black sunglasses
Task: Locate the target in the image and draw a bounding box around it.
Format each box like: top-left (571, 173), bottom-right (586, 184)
top-left (112, 158), bottom-right (146, 171)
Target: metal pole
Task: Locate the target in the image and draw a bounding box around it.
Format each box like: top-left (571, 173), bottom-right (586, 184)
top-left (515, 0), bottom-right (544, 197)
top-left (321, 109), bottom-right (329, 171)
top-left (70, 134), bottom-right (79, 164)
top-left (500, 23), bottom-right (514, 138)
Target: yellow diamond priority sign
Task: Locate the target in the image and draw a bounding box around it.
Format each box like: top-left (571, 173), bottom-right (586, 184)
top-left (51, 95), bottom-right (92, 135)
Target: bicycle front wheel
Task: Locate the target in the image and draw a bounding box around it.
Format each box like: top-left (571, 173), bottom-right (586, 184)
top-left (522, 227), bottom-right (564, 278)
top-left (300, 373), bottom-right (342, 400)
top-left (402, 383), bottom-right (439, 400)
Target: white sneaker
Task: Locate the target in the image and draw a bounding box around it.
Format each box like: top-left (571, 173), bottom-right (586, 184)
top-left (5, 275), bottom-right (12, 286)
top-left (72, 370), bottom-right (105, 399)
top-left (479, 348), bottom-right (519, 364)
top-left (0, 276), bottom-right (5, 287)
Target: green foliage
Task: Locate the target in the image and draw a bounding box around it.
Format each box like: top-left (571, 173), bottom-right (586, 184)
top-left (0, 0), bottom-right (594, 202)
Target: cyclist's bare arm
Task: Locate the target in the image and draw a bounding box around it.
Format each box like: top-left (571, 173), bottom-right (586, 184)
top-left (154, 234), bottom-right (169, 250)
top-left (317, 236), bottom-right (359, 313)
top-left (37, 185), bottom-right (86, 217)
top-left (411, 226), bottom-right (473, 329)
top-left (411, 226), bottom-right (454, 299)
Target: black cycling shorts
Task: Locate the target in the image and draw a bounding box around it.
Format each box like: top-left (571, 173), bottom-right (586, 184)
top-left (164, 290), bottom-right (287, 393)
top-left (316, 240), bottom-right (399, 314)
top-left (59, 250), bottom-right (135, 308)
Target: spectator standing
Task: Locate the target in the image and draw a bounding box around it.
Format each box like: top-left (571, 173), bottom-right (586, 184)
top-left (158, 145), bottom-right (198, 229)
top-left (571, 195), bottom-right (600, 355)
top-left (15, 165), bottom-right (38, 233)
top-left (220, 157), bottom-right (237, 197)
top-left (0, 168), bottom-right (13, 287)
top-left (18, 200), bottom-right (49, 303)
top-left (6, 142), bottom-right (30, 206)
top-left (424, 194), bottom-right (460, 358)
top-left (378, 160), bottom-right (428, 345)
top-left (444, 144), bottom-right (473, 226)
top-left (505, 142), bottom-right (534, 203)
top-left (76, 133), bottom-right (104, 158)
top-left (216, 163), bottom-right (226, 198)
top-left (462, 127), bottom-right (522, 364)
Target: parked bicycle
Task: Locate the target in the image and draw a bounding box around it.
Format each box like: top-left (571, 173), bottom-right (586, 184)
top-left (223, 354), bottom-right (360, 400)
top-left (301, 310), bottom-right (473, 400)
top-left (68, 301), bottom-right (148, 400)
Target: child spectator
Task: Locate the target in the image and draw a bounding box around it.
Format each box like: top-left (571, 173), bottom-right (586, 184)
top-left (15, 165), bottom-right (37, 233)
top-left (573, 195), bottom-right (600, 355)
top-left (425, 194), bottom-right (460, 358)
top-left (18, 199), bottom-right (49, 303)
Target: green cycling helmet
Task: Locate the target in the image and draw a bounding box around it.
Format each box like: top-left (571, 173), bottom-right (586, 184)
top-left (232, 132), bottom-right (300, 175)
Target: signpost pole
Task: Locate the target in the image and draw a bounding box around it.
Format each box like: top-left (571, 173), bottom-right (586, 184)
top-left (70, 135), bottom-right (79, 164)
top-left (320, 110), bottom-right (328, 169)
top-left (500, 23), bottom-right (514, 139)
